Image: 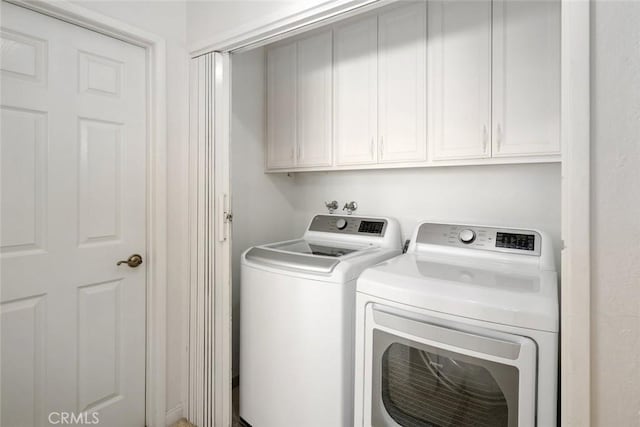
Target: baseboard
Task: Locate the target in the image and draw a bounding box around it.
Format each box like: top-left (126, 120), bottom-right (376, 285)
top-left (165, 404), bottom-right (184, 426)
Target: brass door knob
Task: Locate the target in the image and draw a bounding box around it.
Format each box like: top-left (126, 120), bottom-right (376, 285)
top-left (117, 254), bottom-right (143, 268)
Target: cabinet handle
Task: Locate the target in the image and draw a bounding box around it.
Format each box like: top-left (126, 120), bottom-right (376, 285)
top-left (496, 124), bottom-right (502, 151)
top-left (482, 125), bottom-right (488, 152)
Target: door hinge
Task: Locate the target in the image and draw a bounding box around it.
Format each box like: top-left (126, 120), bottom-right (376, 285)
top-left (224, 211), bottom-right (233, 223)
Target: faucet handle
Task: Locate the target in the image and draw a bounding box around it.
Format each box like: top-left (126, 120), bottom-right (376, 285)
top-left (325, 200), bottom-right (339, 214)
top-left (343, 201), bottom-right (358, 215)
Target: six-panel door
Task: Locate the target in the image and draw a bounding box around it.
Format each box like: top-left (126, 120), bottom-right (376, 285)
top-left (0, 3), bottom-right (147, 426)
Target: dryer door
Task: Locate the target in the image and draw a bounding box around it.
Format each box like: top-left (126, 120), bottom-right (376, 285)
top-left (367, 305), bottom-right (537, 427)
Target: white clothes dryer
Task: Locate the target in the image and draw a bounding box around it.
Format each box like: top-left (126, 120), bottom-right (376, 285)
top-left (354, 222), bottom-right (559, 427)
top-left (240, 214), bottom-right (402, 427)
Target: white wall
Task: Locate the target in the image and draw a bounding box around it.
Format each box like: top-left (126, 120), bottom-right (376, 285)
top-left (71, 2), bottom-right (190, 424)
top-left (230, 47), bottom-right (298, 376)
top-left (290, 165), bottom-right (561, 263)
top-left (591, 2), bottom-right (640, 425)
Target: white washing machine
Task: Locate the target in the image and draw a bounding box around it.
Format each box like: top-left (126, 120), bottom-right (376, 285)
top-left (354, 222), bottom-right (558, 427)
top-left (240, 214), bottom-right (402, 427)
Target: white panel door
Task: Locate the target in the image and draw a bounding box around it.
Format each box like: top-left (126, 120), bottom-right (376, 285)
top-left (1, 3), bottom-right (146, 426)
top-left (266, 41), bottom-right (297, 169)
top-left (492, 0), bottom-right (561, 156)
top-left (428, 0), bottom-right (492, 160)
top-left (333, 16), bottom-right (378, 166)
top-left (297, 31), bottom-right (333, 167)
top-left (378, 2), bottom-right (427, 163)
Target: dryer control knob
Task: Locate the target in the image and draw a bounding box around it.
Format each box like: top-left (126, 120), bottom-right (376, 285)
top-left (459, 229), bottom-right (476, 244)
top-left (336, 218), bottom-right (348, 230)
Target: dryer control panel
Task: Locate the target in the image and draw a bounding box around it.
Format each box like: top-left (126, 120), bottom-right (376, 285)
top-left (415, 223), bottom-right (542, 256)
top-left (309, 215), bottom-right (387, 237)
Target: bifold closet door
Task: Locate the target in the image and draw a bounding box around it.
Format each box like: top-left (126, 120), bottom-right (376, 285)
top-left (189, 52), bottom-right (232, 427)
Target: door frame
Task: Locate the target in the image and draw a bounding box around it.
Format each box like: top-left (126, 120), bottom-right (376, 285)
top-left (190, 0), bottom-right (590, 426)
top-left (4, 1), bottom-right (169, 426)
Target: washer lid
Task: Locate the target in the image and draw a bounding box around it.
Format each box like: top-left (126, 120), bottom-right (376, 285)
top-left (244, 238), bottom-right (374, 275)
top-left (270, 240), bottom-right (359, 258)
top-left (244, 247), bottom-right (341, 274)
top-left (357, 253), bottom-right (558, 332)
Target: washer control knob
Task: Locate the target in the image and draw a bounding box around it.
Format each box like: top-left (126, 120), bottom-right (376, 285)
top-left (459, 229), bottom-right (476, 244)
top-left (336, 218), bottom-right (348, 230)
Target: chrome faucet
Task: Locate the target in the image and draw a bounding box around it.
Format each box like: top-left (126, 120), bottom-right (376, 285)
top-left (343, 201), bottom-right (358, 215)
top-left (325, 200), bottom-right (339, 214)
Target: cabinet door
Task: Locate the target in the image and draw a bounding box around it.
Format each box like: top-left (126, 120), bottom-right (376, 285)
top-left (334, 16), bottom-right (378, 166)
top-left (378, 2), bottom-right (427, 163)
top-left (492, 0), bottom-right (560, 156)
top-left (297, 31), bottom-right (333, 167)
top-left (266, 41), bottom-right (297, 169)
top-left (428, 0), bottom-right (492, 160)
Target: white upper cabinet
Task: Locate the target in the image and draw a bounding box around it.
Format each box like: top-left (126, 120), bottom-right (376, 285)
top-left (378, 2), bottom-right (427, 163)
top-left (266, 41), bottom-right (297, 169)
top-left (333, 16), bottom-right (378, 166)
top-left (266, 31), bottom-right (333, 169)
top-left (492, 0), bottom-right (560, 156)
top-left (297, 31), bottom-right (333, 167)
top-left (265, 0), bottom-right (561, 172)
top-left (428, 0), bottom-right (492, 160)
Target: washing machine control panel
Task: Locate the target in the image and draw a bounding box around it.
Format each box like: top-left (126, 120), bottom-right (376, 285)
top-left (416, 223), bottom-right (541, 256)
top-left (309, 215), bottom-right (387, 236)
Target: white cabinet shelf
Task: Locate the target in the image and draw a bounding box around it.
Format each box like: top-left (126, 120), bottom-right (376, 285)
top-left (265, 0), bottom-right (560, 173)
